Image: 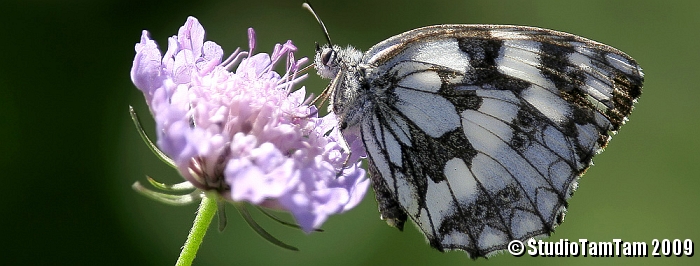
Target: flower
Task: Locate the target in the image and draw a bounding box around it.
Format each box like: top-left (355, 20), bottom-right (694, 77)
top-left (130, 16), bottom-right (369, 232)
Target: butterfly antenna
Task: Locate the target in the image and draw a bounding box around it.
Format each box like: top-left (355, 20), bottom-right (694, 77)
top-left (302, 2), bottom-right (333, 46)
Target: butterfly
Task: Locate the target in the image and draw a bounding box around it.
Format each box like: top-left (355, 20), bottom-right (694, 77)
top-left (306, 4), bottom-right (643, 259)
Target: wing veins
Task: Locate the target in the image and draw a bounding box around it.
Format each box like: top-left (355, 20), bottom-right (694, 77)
top-left (391, 68), bottom-right (583, 180)
top-left (471, 148), bottom-right (553, 234)
top-left (501, 41), bottom-right (621, 106)
top-left (371, 108), bottom-right (444, 241)
top-left (462, 111), bottom-right (569, 214)
top-left (379, 86), bottom-right (564, 248)
top-left (468, 98), bottom-right (581, 176)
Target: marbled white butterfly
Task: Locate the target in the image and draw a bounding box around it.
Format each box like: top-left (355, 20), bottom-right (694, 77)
top-left (305, 3), bottom-right (643, 258)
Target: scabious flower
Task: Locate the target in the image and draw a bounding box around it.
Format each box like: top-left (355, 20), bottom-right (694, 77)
top-left (130, 16), bottom-right (369, 232)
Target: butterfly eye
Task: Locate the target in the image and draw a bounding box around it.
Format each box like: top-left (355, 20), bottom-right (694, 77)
top-left (321, 49), bottom-right (336, 67)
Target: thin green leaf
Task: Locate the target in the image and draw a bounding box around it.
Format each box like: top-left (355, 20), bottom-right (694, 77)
top-left (217, 200), bottom-right (227, 232)
top-left (256, 206), bottom-right (323, 232)
top-left (146, 176), bottom-right (196, 192)
top-left (129, 106), bottom-right (177, 169)
top-left (132, 181), bottom-right (201, 206)
top-left (233, 202), bottom-right (299, 251)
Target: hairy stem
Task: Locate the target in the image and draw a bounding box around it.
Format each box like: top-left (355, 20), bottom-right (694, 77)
top-left (175, 195), bottom-right (217, 266)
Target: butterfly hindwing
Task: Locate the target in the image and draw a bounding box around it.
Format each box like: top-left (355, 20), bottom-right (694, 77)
top-left (316, 24), bottom-right (643, 258)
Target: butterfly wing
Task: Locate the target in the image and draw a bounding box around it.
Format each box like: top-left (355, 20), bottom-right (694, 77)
top-left (357, 25), bottom-right (643, 257)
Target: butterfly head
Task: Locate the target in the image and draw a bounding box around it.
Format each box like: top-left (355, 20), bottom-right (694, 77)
top-left (314, 43), bottom-right (364, 79)
top-left (314, 43), bottom-right (340, 79)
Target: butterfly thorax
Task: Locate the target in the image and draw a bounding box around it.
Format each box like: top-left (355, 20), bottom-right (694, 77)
top-left (315, 44), bottom-right (373, 132)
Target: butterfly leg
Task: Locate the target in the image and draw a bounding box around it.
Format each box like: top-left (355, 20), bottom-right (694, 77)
top-left (334, 133), bottom-right (353, 178)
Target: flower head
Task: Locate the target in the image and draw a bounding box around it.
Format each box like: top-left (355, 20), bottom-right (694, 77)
top-left (130, 17), bottom-right (368, 232)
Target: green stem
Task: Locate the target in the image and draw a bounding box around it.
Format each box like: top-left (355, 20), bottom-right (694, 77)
top-left (175, 195), bottom-right (218, 266)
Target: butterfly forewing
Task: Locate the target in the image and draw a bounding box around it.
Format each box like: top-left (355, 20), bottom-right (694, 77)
top-left (316, 24), bottom-right (643, 258)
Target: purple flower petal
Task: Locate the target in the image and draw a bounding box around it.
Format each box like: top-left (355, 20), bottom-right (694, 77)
top-left (130, 31), bottom-right (164, 100)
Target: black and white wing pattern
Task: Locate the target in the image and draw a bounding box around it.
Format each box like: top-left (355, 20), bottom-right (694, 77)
top-left (313, 24), bottom-right (643, 258)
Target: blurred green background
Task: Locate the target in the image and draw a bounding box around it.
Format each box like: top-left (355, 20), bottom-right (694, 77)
top-left (2, 0), bottom-right (698, 265)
